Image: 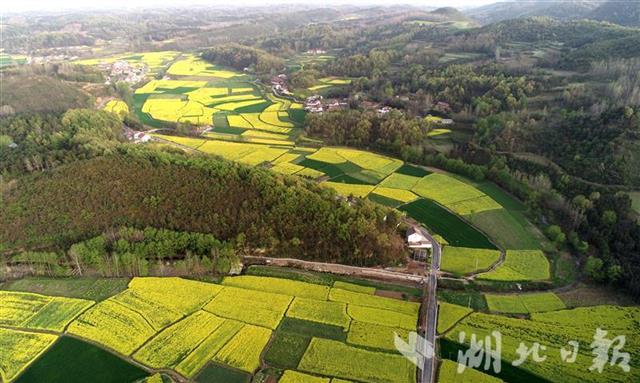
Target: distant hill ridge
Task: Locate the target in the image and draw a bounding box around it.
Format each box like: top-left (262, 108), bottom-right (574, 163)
top-left (589, 0), bottom-right (640, 27)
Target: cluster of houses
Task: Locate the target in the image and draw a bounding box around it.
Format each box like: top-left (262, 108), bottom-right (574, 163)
top-left (303, 95), bottom-right (348, 113)
top-left (271, 74), bottom-right (292, 96)
top-left (123, 128), bottom-right (151, 143)
top-left (101, 60), bottom-right (147, 85)
top-left (26, 54), bottom-right (78, 65)
top-left (305, 48), bottom-right (327, 55)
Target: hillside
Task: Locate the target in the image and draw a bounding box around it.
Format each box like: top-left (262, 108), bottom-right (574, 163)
top-left (0, 147), bottom-right (405, 266)
top-left (429, 7), bottom-right (473, 22)
top-left (589, 0), bottom-right (640, 27)
top-left (0, 75), bottom-right (92, 115)
top-left (466, 0), bottom-right (603, 24)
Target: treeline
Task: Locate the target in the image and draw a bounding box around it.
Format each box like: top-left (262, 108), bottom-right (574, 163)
top-left (0, 109), bottom-right (124, 176)
top-left (306, 109), bottom-right (486, 181)
top-left (474, 105), bottom-right (640, 187)
top-left (202, 43), bottom-right (284, 74)
top-left (6, 227), bottom-right (240, 278)
top-left (328, 58), bottom-right (536, 116)
top-left (0, 147), bottom-right (405, 267)
top-left (2, 32), bottom-right (95, 51)
top-left (4, 62), bottom-right (104, 83)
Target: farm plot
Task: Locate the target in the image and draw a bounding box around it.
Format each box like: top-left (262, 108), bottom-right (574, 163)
top-left (0, 291), bottom-right (93, 332)
top-left (222, 275), bottom-right (329, 300)
top-left (446, 306), bottom-right (640, 383)
top-left (411, 173), bottom-right (501, 215)
top-left (67, 299), bottom-right (156, 355)
top-left (21, 297), bottom-right (94, 332)
top-left (265, 331), bottom-right (312, 369)
top-left (347, 305), bottom-right (417, 330)
top-left (379, 173), bottom-right (422, 189)
top-left (176, 320), bottom-right (244, 378)
top-left (370, 187), bottom-right (418, 204)
top-left (133, 310), bottom-right (224, 369)
top-left (441, 246), bottom-right (501, 275)
top-left (15, 336), bottom-right (149, 383)
top-left (437, 302), bottom-right (473, 334)
top-left (127, 277), bottom-right (223, 315)
top-left (286, 298), bottom-right (350, 329)
top-left (167, 55), bottom-right (242, 78)
top-left (438, 360), bottom-right (503, 383)
top-left (280, 370), bottom-right (330, 383)
top-left (478, 250), bottom-right (550, 282)
top-left (346, 321), bottom-right (409, 351)
top-left (196, 139), bottom-right (289, 165)
top-left (75, 51), bottom-right (180, 75)
top-left (203, 286), bottom-right (292, 329)
top-left (399, 199), bottom-right (497, 249)
top-left (322, 182), bottom-right (375, 198)
top-left (467, 208), bottom-right (543, 250)
top-left (0, 291), bottom-right (51, 326)
top-left (298, 338), bottom-right (416, 383)
top-left (213, 324), bottom-right (272, 373)
top-left (333, 281), bottom-right (375, 295)
top-left (485, 292), bottom-right (566, 314)
top-left (329, 288), bottom-right (420, 316)
top-left (0, 328), bottom-right (57, 383)
top-left (240, 113), bottom-right (293, 133)
top-left (103, 100), bottom-right (129, 119)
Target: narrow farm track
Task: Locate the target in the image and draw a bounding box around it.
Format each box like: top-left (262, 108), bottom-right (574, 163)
top-left (242, 256), bottom-right (427, 284)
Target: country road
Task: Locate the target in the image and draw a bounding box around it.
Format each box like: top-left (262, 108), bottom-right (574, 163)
top-left (421, 228), bottom-right (441, 383)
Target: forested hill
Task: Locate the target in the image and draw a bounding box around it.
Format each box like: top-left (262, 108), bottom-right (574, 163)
top-left (0, 147), bottom-right (405, 266)
top-left (466, 1), bottom-right (603, 24)
top-left (455, 17), bottom-right (640, 70)
top-left (589, 1), bottom-right (640, 27)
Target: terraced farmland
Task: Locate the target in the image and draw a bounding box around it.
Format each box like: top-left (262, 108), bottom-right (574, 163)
top-left (445, 306), bottom-right (640, 383)
top-left (0, 275), bottom-right (421, 382)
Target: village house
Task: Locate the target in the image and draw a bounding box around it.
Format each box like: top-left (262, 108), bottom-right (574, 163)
top-left (306, 48), bottom-right (327, 55)
top-left (377, 106), bottom-right (392, 115)
top-left (304, 95), bottom-right (324, 113)
top-left (406, 226), bottom-right (432, 261)
top-left (325, 98), bottom-right (348, 111)
top-left (271, 74), bottom-right (292, 95)
top-left (124, 129), bottom-right (151, 143)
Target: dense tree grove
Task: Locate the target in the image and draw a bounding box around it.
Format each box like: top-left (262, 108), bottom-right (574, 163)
top-left (7, 227), bottom-right (240, 278)
top-left (0, 109), bottom-right (124, 175)
top-left (202, 43), bottom-right (285, 74)
top-left (0, 147), bottom-right (405, 267)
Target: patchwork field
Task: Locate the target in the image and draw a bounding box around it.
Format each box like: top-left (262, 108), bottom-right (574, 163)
top-left (103, 99), bottom-right (129, 119)
top-left (445, 306), bottom-right (640, 383)
top-left (0, 291), bottom-right (93, 332)
top-left (437, 302), bottom-right (472, 334)
top-left (478, 250), bottom-right (550, 282)
top-left (441, 246), bottom-right (502, 275)
top-left (1, 275), bottom-right (420, 383)
top-left (484, 292), bottom-right (566, 314)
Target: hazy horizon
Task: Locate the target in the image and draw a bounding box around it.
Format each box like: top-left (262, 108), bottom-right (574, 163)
top-left (3, 0), bottom-right (503, 14)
